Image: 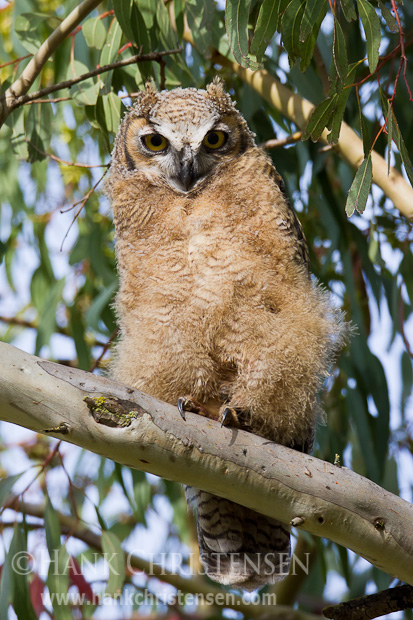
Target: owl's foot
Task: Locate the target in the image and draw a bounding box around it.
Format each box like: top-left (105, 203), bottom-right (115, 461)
top-left (177, 396), bottom-right (214, 421)
top-left (220, 406), bottom-right (241, 429)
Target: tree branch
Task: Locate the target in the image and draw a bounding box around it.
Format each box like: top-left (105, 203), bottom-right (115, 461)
top-left (0, 0), bottom-right (103, 126)
top-left (2, 49), bottom-right (182, 120)
top-left (225, 59), bottom-right (413, 221)
top-left (323, 584), bottom-right (413, 620)
top-left (1, 341), bottom-right (413, 586)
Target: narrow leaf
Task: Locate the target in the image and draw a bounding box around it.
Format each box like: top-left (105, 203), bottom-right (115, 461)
top-left (345, 154), bottom-right (372, 216)
top-left (300, 0), bottom-right (326, 42)
top-left (250, 0), bottom-right (283, 58)
top-left (357, 0), bottom-right (381, 73)
top-left (281, 0), bottom-right (306, 65)
top-left (44, 496), bottom-right (61, 555)
top-left (377, 0), bottom-right (398, 32)
top-left (102, 92), bottom-right (122, 133)
top-left (226, 0), bottom-right (261, 69)
top-left (340, 0), bottom-right (357, 21)
top-left (327, 64), bottom-right (357, 143)
top-left (47, 546), bottom-right (71, 620)
top-left (100, 19), bottom-right (122, 93)
top-left (333, 18), bottom-right (348, 83)
top-left (186, 0), bottom-right (215, 58)
top-left (9, 525), bottom-right (38, 620)
top-left (101, 531), bottom-right (125, 597)
top-left (302, 95), bottom-right (338, 142)
top-left (299, 4), bottom-right (326, 72)
top-left (0, 473), bottom-right (24, 507)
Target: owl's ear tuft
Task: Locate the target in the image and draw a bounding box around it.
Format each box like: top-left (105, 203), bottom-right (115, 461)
top-left (145, 78), bottom-right (158, 93)
top-left (206, 77), bottom-right (226, 98)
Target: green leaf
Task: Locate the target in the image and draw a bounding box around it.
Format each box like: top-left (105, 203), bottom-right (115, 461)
top-left (377, 0), bottom-right (398, 32)
top-left (226, 0), bottom-right (261, 69)
top-left (0, 540), bottom-right (11, 613)
top-left (401, 351), bottom-right (413, 420)
top-left (35, 278), bottom-right (65, 355)
top-left (8, 107), bottom-right (29, 160)
top-left (186, 0), bottom-right (215, 58)
top-left (394, 117), bottom-right (413, 188)
top-left (100, 19), bottom-right (123, 93)
top-left (14, 13), bottom-right (50, 54)
top-left (113, 0), bottom-right (135, 42)
top-left (299, 0), bottom-right (326, 42)
top-left (281, 0), bottom-right (306, 66)
top-left (250, 0), bottom-right (283, 58)
top-left (174, 0), bottom-right (185, 39)
top-left (47, 545), bottom-right (71, 620)
top-left (357, 0), bottom-right (381, 73)
top-left (333, 18), bottom-right (348, 83)
top-left (298, 3), bottom-right (326, 72)
top-left (345, 153), bottom-right (372, 216)
top-left (102, 92), bottom-right (122, 133)
top-left (86, 281), bottom-right (117, 332)
top-left (139, 0), bottom-right (156, 29)
top-left (346, 384), bottom-right (380, 483)
top-left (327, 64), bottom-right (357, 143)
top-left (0, 473), bottom-right (24, 507)
top-left (25, 102), bottom-right (52, 162)
top-left (44, 496), bottom-right (62, 555)
top-left (69, 306), bottom-right (91, 370)
top-left (339, 0), bottom-right (357, 21)
top-left (113, 3), bottom-right (151, 52)
top-left (66, 60), bottom-right (99, 106)
top-left (9, 525), bottom-right (38, 620)
top-left (302, 95), bottom-right (338, 141)
top-left (101, 531), bottom-right (125, 596)
top-left (156, 0), bottom-right (179, 51)
top-left (132, 470), bottom-right (151, 525)
top-left (82, 16), bottom-right (107, 50)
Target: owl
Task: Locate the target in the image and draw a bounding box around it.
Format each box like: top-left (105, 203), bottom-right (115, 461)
top-left (106, 79), bottom-right (347, 590)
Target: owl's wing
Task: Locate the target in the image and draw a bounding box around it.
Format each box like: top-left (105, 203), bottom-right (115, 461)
top-left (267, 164), bottom-right (311, 274)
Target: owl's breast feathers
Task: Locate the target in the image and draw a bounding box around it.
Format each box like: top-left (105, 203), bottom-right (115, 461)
top-left (110, 147), bottom-right (310, 302)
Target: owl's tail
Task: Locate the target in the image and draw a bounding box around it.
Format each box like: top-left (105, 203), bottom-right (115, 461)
top-left (185, 487), bottom-right (291, 591)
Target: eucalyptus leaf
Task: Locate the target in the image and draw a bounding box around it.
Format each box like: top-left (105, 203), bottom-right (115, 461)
top-left (345, 154), bottom-right (372, 216)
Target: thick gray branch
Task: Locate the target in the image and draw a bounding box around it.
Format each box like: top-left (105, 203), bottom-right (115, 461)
top-left (1, 342), bottom-right (413, 586)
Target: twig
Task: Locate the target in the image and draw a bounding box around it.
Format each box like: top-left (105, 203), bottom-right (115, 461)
top-left (24, 138), bottom-right (109, 168)
top-left (0, 53), bottom-right (32, 69)
top-left (23, 96), bottom-right (72, 105)
top-left (0, 0), bottom-right (103, 126)
top-left (260, 132), bottom-right (303, 149)
top-left (89, 328), bottom-right (119, 372)
top-left (8, 48), bottom-right (182, 111)
top-left (323, 584), bottom-right (413, 620)
top-left (60, 168), bottom-right (109, 251)
top-left (0, 442), bottom-right (62, 514)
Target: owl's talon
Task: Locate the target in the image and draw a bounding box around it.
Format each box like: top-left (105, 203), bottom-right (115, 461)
top-left (220, 407), bottom-right (240, 428)
top-left (177, 396), bottom-right (193, 420)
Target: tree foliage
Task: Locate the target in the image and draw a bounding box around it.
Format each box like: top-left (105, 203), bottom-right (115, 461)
top-left (0, 0), bottom-right (412, 617)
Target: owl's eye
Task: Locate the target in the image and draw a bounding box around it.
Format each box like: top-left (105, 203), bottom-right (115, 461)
top-left (203, 131), bottom-right (227, 150)
top-left (142, 134), bottom-right (168, 152)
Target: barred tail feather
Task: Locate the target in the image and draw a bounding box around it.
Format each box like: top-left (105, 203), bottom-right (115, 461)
top-left (185, 487), bottom-right (291, 591)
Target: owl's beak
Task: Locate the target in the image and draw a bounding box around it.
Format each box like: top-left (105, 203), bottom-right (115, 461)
top-left (178, 146), bottom-right (196, 191)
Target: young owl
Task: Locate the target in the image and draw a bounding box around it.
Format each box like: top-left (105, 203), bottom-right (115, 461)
top-left (107, 79), bottom-right (346, 590)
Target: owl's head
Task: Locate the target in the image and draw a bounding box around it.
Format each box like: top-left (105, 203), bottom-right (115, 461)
top-left (112, 79), bottom-right (256, 193)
